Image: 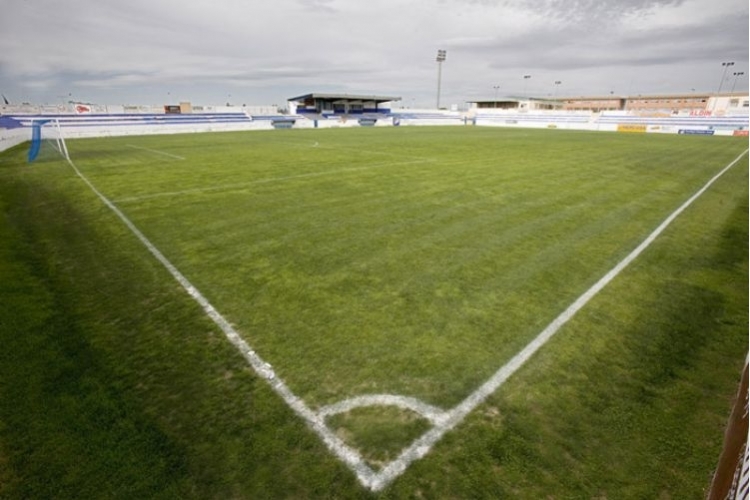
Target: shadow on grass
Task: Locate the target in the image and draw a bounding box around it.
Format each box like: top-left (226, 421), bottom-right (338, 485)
top-left (0, 180), bottom-right (189, 498)
top-left (0, 170), bottom-right (363, 499)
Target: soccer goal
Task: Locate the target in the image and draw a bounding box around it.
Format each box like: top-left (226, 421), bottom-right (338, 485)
top-left (28, 118), bottom-right (70, 163)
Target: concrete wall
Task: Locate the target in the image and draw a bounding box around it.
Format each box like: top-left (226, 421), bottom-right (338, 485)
top-left (288, 109), bottom-right (465, 129)
top-left (0, 127), bottom-right (28, 152)
top-left (472, 109), bottom-right (749, 136)
top-left (0, 112), bottom-right (282, 152)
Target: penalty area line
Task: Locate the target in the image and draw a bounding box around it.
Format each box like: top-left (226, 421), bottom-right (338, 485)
top-left (126, 144), bottom-right (185, 160)
top-left (112, 158), bottom-right (431, 203)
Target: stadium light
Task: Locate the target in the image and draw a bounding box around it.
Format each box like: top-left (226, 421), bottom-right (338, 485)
top-left (717, 61), bottom-right (734, 94)
top-left (523, 75), bottom-right (531, 97)
top-left (493, 85), bottom-right (500, 100)
top-left (436, 49), bottom-right (447, 109)
top-left (731, 72), bottom-right (745, 93)
top-left (553, 81), bottom-right (562, 98)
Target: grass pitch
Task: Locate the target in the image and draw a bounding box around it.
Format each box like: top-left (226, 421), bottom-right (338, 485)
top-left (0, 126), bottom-right (747, 498)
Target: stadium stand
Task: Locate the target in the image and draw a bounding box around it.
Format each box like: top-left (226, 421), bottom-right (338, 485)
top-left (1, 91), bottom-right (748, 153)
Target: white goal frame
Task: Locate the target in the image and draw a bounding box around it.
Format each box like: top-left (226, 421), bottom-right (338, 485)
top-left (28, 118), bottom-right (70, 162)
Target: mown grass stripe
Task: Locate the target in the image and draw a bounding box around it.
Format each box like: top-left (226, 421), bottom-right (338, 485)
top-left (113, 158), bottom-right (430, 203)
top-left (363, 147), bottom-right (748, 491)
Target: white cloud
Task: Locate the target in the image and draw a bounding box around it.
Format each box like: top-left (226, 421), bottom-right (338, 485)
top-left (0, 0), bottom-right (746, 106)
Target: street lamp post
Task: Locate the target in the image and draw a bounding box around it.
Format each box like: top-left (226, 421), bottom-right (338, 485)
top-left (436, 49), bottom-right (447, 109)
top-left (731, 72), bottom-right (745, 93)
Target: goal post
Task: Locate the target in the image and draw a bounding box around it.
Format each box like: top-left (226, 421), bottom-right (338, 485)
top-left (28, 118), bottom-right (70, 163)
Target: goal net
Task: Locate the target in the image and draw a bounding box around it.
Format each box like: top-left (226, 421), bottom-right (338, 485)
top-left (28, 118), bottom-right (70, 163)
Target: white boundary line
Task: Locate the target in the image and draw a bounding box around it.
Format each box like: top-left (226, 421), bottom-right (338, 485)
top-left (65, 148), bottom-right (747, 492)
top-left (318, 395), bottom-right (448, 426)
top-left (363, 149), bottom-right (749, 491)
top-left (272, 139), bottom-right (432, 162)
top-left (64, 155), bottom-right (381, 486)
top-left (126, 144), bottom-right (185, 160)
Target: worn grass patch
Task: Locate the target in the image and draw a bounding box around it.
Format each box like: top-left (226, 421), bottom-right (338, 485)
top-left (327, 406), bottom-right (433, 469)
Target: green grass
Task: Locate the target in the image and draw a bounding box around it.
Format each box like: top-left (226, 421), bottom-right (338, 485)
top-left (328, 406), bottom-right (433, 469)
top-left (0, 126), bottom-right (746, 498)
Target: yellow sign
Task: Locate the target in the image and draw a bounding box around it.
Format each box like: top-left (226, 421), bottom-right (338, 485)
top-left (617, 124), bottom-right (647, 133)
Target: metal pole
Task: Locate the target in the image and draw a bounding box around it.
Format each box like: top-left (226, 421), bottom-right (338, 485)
top-left (714, 61), bottom-right (734, 111)
top-left (436, 49), bottom-right (446, 110)
top-left (717, 62), bottom-right (734, 94)
top-left (437, 61), bottom-right (443, 109)
top-left (731, 72), bottom-right (744, 93)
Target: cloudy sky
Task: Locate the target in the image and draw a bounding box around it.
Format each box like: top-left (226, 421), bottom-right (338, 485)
top-left (1, 0), bottom-right (747, 108)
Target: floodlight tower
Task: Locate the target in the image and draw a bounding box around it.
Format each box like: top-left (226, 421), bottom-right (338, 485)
top-left (436, 49), bottom-right (447, 109)
top-left (717, 61), bottom-right (735, 94)
top-left (731, 72), bottom-right (745, 93)
top-left (523, 75), bottom-right (531, 97)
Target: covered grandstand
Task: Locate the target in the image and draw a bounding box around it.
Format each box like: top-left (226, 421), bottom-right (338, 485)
top-left (287, 93), bottom-right (400, 116)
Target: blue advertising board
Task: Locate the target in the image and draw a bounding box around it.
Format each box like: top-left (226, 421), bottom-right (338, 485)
top-left (678, 129), bottom-right (715, 135)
